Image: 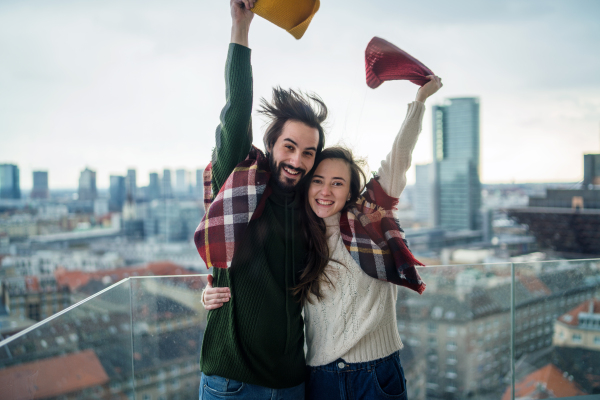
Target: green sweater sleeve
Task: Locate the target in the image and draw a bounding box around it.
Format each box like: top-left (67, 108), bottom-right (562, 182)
top-left (211, 43), bottom-right (254, 195)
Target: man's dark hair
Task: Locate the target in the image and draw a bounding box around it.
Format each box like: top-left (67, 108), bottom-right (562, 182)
top-left (258, 87), bottom-right (328, 156)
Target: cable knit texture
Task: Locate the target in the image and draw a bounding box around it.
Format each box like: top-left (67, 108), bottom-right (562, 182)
top-left (304, 101), bottom-right (425, 367)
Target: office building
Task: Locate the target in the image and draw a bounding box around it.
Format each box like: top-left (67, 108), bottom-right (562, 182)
top-left (125, 169), bottom-right (137, 201)
top-left (0, 164), bottom-right (21, 199)
top-left (31, 171), bottom-right (49, 199)
top-left (432, 98), bottom-right (481, 230)
top-left (109, 175), bottom-right (126, 212)
top-left (175, 169), bottom-right (186, 194)
top-left (148, 173), bottom-right (161, 200)
top-left (507, 154), bottom-right (600, 256)
top-left (414, 164), bottom-right (435, 226)
top-left (78, 168), bottom-right (97, 201)
top-left (162, 169), bottom-right (172, 198)
top-left (583, 153), bottom-right (600, 187)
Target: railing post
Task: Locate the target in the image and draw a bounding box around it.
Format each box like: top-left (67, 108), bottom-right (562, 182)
top-left (129, 278), bottom-right (136, 399)
top-left (510, 262), bottom-right (516, 400)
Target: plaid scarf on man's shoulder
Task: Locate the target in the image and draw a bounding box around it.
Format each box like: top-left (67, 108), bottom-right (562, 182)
top-left (194, 146), bottom-right (271, 269)
top-left (195, 151), bottom-right (425, 295)
top-left (340, 178), bottom-right (426, 294)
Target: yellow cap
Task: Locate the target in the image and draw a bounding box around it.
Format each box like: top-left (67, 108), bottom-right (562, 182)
top-left (252, 0), bottom-right (320, 40)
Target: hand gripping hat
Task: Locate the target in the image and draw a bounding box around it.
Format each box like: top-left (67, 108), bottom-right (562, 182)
top-left (365, 37), bottom-right (434, 88)
top-left (251, 0), bottom-right (320, 40)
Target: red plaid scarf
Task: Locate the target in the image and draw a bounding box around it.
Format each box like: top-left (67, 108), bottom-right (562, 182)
top-left (340, 178), bottom-right (426, 294)
top-left (195, 148), bottom-right (425, 294)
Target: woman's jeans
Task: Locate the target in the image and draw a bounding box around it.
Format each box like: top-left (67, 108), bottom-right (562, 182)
top-left (199, 373), bottom-right (304, 400)
top-left (306, 351), bottom-right (407, 400)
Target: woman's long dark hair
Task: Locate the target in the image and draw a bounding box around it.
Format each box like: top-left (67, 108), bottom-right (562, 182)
top-left (294, 146), bottom-right (367, 305)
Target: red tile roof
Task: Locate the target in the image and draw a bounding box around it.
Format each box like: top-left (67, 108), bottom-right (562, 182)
top-left (558, 299), bottom-right (600, 326)
top-left (517, 274), bottom-right (551, 296)
top-left (502, 363), bottom-right (586, 400)
top-left (55, 261), bottom-right (196, 292)
top-left (0, 349), bottom-right (109, 399)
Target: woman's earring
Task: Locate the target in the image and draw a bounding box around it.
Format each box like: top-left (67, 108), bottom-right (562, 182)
top-left (347, 194), bottom-right (351, 201)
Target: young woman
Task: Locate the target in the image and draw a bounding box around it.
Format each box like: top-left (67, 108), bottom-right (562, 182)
top-left (202, 75), bottom-right (442, 399)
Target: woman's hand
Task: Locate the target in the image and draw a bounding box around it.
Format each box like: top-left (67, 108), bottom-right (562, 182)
top-left (202, 275), bottom-right (231, 310)
top-left (416, 75), bottom-right (443, 103)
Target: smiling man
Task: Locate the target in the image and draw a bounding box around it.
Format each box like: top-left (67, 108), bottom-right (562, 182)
top-left (196, 0), bottom-right (327, 398)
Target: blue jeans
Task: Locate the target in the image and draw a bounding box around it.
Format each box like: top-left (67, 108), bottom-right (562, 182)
top-left (306, 351), bottom-right (407, 400)
top-left (199, 373), bottom-right (304, 400)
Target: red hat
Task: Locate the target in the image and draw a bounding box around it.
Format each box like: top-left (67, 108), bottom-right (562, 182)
top-left (365, 37), bottom-right (434, 89)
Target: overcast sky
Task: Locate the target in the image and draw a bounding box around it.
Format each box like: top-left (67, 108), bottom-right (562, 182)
top-left (1, 0), bottom-right (599, 189)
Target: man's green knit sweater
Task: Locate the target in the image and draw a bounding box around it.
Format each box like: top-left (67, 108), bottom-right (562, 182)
top-left (199, 43), bottom-right (307, 388)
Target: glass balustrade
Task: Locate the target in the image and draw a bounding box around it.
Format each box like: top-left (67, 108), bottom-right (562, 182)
top-left (1, 261), bottom-right (599, 399)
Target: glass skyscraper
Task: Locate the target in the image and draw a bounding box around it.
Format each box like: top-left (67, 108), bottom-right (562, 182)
top-left (109, 175), bottom-right (126, 212)
top-left (78, 167), bottom-right (97, 201)
top-left (432, 97), bottom-right (481, 231)
top-left (0, 164), bottom-right (21, 199)
top-left (31, 171), bottom-right (49, 199)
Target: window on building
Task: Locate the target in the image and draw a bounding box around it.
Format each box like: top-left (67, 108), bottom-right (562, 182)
top-left (572, 334), bottom-right (582, 344)
top-left (427, 323), bottom-right (437, 333)
top-left (594, 336), bottom-right (600, 345)
top-left (447, 341), bottom-right (457, 351)
top-left (447, 326), bottom-right (457, 337)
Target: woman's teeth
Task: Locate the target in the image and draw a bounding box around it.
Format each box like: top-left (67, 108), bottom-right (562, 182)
top-left (316, 199), bottom-right (333, 205)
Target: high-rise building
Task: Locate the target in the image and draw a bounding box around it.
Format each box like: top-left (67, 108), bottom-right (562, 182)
top-left (175, 169), bottom-right (187, 194)
top-left (0, 164), bottom-right (21, 199)
top-left (583, 154), bottom-right (600, 187)
top-left (31, 171), bottom-right (49, 199)
top-left (414, 164), bottom-right (434, 226)
top-left (109, 175), bottom-right (126, 212)
top-left (432, 98), bottom-right (481, 230)
top-left (78, 168), bottom-right (97, 201)
top-left (125, 169), bottom-right (137, 201)
top-left (162, 169), bottom-right (172, 198)
top-left (148, 173), bottom-right (161, 200)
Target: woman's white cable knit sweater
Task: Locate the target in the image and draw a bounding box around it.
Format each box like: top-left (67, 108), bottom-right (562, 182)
top-left (304, 101), bottom-right (425, 367)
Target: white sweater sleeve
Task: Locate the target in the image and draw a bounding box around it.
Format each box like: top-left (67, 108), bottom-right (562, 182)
top-left (376, 101), bottom-right (426, 198)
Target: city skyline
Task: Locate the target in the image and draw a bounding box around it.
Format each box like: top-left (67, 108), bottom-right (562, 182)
top-left (1, 0), bottom-right (599, 189)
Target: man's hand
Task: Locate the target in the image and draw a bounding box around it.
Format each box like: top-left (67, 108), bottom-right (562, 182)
top-left (231, 0), bottom-right (256, 47)
top-left (202, 275), bottom-right (231, 310)
top-left (416, 75), bottom-right (443, 103)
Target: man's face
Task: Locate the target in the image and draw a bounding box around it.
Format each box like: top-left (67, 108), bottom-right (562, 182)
top-left (269, 120), bottom-right (319, 190)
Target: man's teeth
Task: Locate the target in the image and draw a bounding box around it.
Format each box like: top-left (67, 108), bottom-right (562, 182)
top-left (316, 199), bottom-right (333, 205)
top-left (284, 167), bottom-right (300, 175)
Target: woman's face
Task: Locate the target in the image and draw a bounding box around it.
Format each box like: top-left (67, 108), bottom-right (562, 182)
top-left (308, 158), bottom-right (351, 219)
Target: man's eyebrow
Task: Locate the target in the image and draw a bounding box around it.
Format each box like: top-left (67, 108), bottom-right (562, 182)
top-left (283, 138), bottom-right (317, 152)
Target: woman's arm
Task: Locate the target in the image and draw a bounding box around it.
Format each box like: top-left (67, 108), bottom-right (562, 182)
top-left (376, 76), bottom-right (443, 197)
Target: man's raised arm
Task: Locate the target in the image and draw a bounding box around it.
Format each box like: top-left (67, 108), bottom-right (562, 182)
top-left (210, 0), bottom-right (257, 194)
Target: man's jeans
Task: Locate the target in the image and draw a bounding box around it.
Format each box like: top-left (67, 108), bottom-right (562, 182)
top-left (305, 351), bottom-right (407, 400)
top-left (199, 373), bottom-right (304, 400)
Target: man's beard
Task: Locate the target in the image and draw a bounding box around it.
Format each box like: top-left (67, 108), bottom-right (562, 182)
top-left (269, 158), bottom-right (305, 191)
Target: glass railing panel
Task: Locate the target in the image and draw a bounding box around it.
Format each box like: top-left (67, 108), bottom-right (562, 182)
top-left (511, 259), bottom-right (600, 399)
top-left (0, 279), bottom-right (134, 399)
top-left (396, 263), bottom-right (513, 400)
top-left (130, 275), bottom-right (209, 400)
